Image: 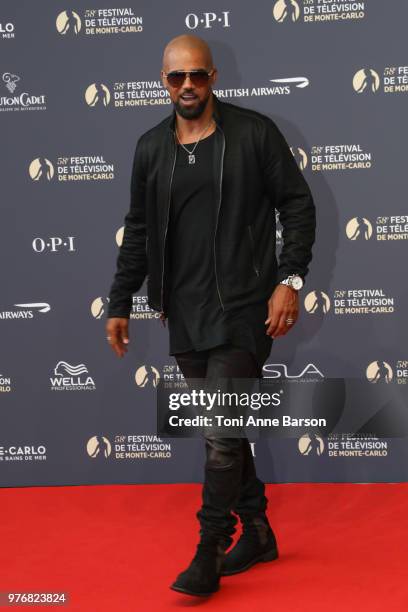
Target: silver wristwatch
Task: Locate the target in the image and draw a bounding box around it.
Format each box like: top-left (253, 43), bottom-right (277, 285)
top-left (279, 274), bottom-right (304, 291)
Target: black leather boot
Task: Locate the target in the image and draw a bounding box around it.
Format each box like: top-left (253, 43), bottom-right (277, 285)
top-left (221, 514), bottom-right (279, 576)
top-left (170, 534), bottom-right (228, 597)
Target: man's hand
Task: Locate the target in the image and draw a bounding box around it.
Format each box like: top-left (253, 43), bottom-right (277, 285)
top-left (265, 284), bottom-right (299, 338)
top-left (106, 317), bottom-right (130, 357)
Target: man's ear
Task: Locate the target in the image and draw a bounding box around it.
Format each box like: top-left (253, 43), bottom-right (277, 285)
top-left (160, 70), bottom-right (166, 91)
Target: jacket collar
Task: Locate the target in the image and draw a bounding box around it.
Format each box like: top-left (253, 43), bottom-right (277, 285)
top-left (168, 90), bottom-right (223, 131)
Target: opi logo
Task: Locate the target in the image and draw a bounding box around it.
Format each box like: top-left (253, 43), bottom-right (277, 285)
top-left (185, 11), bottom-right (230, 29)
top-left (32, 237), bottom-right (76, 253)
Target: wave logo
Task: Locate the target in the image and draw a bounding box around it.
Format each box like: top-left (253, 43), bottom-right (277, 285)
top-left (50, 361), bottom-right (96, 391)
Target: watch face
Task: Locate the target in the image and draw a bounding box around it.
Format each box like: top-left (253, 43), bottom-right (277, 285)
top-left (291, 275), bottom-right (303, 290)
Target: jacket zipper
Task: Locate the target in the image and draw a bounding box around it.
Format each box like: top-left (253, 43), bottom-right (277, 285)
top-left (248, 224), bottom-right (260, 277)
top-left (160, 133), bottom-right (177, 318)
top-left (214, 125), bottom-right (225, 311)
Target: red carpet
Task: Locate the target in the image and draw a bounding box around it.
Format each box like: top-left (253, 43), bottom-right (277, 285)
top-left (1, 483), bottom-right (407, 611)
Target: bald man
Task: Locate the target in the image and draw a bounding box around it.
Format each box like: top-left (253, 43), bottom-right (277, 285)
top-left (106, 34), bottom-right (316, 597)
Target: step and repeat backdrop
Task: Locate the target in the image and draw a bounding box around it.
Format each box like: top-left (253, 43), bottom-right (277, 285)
top-left (1, 1), bottom-right (408, 487)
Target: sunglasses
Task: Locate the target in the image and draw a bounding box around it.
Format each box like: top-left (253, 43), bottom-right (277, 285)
top-left (163, 69), bottom-right (215, 88)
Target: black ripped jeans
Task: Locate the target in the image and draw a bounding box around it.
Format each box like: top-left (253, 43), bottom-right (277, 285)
top-left (174, 344), bottom-right (268, 547)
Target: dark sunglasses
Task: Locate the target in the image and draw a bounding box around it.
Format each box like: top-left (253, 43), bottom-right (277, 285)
top-left (163, 69), bottom-right (215, 88)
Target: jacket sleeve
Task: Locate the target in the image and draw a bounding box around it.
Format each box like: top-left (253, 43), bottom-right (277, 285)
top-left (107, 136), bottom-right (148, 318)
top-left (260, 118), bottom-right (316, 285)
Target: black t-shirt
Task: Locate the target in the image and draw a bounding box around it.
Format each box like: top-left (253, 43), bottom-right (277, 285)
top-left (166, 130), bottom-right (272, 373)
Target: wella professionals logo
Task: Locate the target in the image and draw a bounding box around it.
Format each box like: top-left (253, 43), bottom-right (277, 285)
top-left (50, 361), bottom-right (96, 391)
top-left (0, 72), bottom-right (47, 112)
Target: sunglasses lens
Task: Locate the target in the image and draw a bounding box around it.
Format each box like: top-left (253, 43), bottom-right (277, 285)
top-left (166, 71), bottom-right (210, 88)
top-left (190, 71), bottom-right (210, 86)
top-left (167, 72), bottom-right (185, 88)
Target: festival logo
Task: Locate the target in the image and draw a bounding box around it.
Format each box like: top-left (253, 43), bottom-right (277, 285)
top-left (56, 8), bottom-right (143, 37)
top-left (135, 365), bottom-right (160, 388)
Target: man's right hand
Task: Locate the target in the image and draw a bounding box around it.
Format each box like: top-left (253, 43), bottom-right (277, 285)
top-left (106, 317), bottom-right (130, 358)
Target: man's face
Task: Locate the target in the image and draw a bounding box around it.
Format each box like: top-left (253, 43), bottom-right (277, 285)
top-left (161, 48), bottom-right (217, 120)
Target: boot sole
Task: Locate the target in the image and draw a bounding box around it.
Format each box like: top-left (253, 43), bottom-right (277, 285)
top-left (170, 584), bottom-right (219, 597)
top-left (221, 546), bottom-right (279, 576)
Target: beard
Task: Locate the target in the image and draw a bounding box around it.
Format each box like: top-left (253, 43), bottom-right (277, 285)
top-left (174, 90), bottom-right (211, 119)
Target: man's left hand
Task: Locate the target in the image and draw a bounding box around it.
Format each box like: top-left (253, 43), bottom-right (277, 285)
top-left (265, 284), bottom-right (299, 338)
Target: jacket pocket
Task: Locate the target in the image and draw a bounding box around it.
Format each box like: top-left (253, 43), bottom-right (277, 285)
top-left (247, 224), bottom-right (260, 277)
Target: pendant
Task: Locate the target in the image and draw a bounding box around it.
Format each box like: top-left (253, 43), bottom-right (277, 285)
top-left (188, 154), bottom-right (195, 164)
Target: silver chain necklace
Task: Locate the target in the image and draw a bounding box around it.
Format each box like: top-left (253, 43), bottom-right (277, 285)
top-left (174, 118), bottom-right (214, 165)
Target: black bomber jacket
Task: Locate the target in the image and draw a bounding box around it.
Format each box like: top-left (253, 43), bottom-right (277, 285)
top-left (107, 91), bottom-right (316, 319)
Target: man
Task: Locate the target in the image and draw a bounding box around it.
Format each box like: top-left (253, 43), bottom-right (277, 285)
top-left (106, 34), bottom-right (316, 597)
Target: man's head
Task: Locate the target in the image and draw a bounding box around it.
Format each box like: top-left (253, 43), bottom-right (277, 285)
top-left (161, 34), bottom-right (217, 120)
